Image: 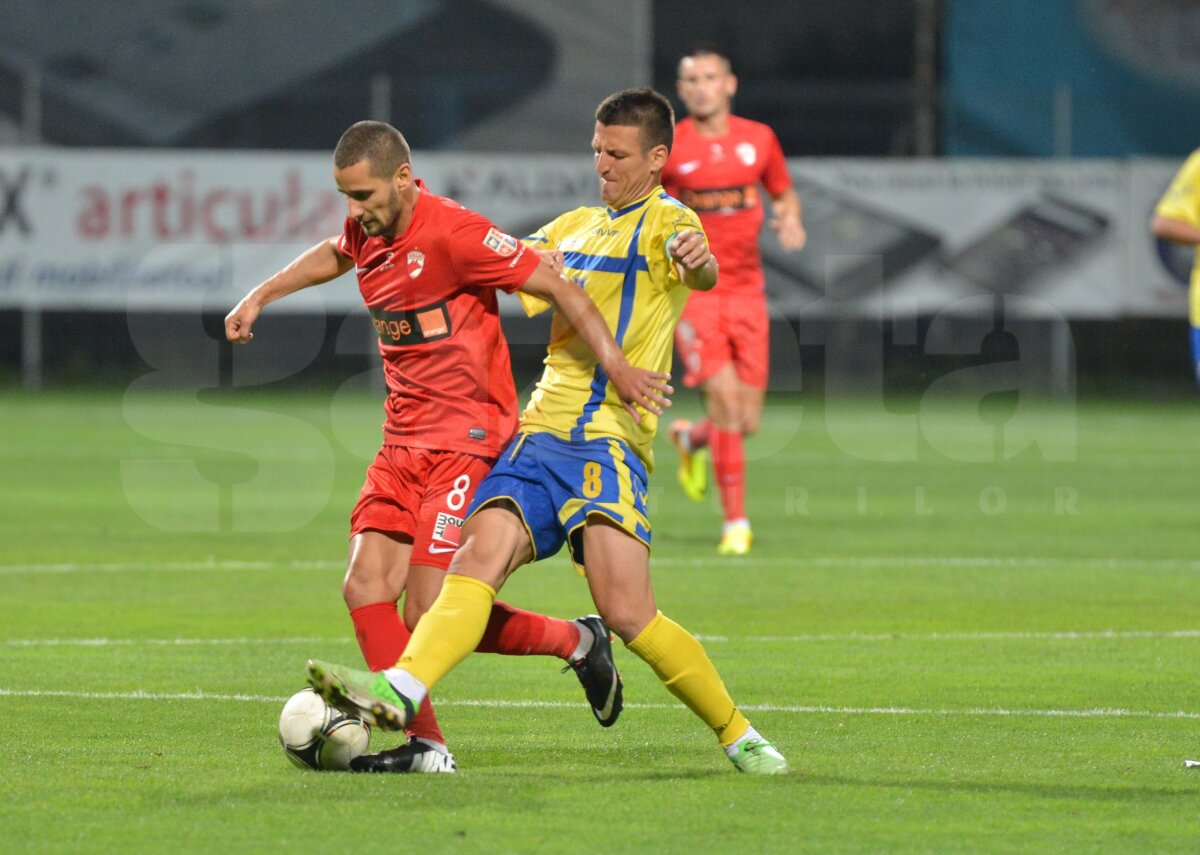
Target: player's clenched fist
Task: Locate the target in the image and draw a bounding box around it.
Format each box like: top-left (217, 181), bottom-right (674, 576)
top-left (668, 229), bottom-right (711, 271)
top-left (225, 298), bottom-right (262, 344)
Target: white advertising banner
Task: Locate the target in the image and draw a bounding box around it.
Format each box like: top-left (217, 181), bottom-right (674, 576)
top-left (0, 149), bottom-right (598, 313)
top-left (1126, 159), bottom-right (1194, 317)
top-left (0, 149), bottom-right (348, 311)
top-left (773, 159), bottom-right (1127, 318)
top-left (770, 158), bottom-right (1189, 320)
top-left (0, 149), bottom-right (1191, 318)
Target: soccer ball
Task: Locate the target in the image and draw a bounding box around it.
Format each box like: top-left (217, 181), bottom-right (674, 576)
top-left (278, 688), bottom-right (370, 771)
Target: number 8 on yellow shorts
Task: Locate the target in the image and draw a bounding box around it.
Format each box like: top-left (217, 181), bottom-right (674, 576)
top-left (466, 432), bottom-right (651, 573)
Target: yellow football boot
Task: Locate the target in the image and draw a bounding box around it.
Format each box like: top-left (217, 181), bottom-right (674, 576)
top-left (716, 520), bottom-right (753, 556)
top-left (669, 419), bottom-right (708, 503)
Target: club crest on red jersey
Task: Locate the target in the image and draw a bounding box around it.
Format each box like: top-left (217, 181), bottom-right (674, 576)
top-left (483, 227), bottom-right (519, 257)
top-left (407, 250), bottom-right (425, 278)
top-left (736, 142), bottom-right (758, 166)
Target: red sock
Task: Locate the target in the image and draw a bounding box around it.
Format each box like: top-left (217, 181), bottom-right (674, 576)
top-left (687, 418), bottom-right (712, 451)
top-left (349, 601), bottom-right (445, 745)
top-left (711, 427), bottom-right (746, 521)
top-left (476, 600), bottom-right (580, 659)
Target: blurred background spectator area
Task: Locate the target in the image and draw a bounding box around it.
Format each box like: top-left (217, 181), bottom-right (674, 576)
top-left (3, 0), bottom-right (1200, 393)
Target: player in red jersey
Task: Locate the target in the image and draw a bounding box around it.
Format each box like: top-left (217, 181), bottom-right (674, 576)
top-left (661, 46), bottom-right (806, 556)
top-left (225, 121), bottom-right (670, 773)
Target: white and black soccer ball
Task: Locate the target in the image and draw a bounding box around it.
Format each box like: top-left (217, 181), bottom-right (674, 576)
top-left (278, 688), bottom-right (371, 771)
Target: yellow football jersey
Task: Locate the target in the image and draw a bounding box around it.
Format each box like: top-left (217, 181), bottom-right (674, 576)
top-left (1155, 149), bottom-right (1200, 324)
top-left (518, 185), bottom-right (706, 470)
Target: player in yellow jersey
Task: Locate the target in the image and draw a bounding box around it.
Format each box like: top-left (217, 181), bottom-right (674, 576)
top-left (306, 88), bottom-right (789, 775)
top-left (1151, 148), bottom-right (1200, 387)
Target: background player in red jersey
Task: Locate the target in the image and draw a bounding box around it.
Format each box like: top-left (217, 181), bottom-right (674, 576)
top-left (225, 121), bottom-right (670, 772)
top-left (661, 45), bottom-right (806, 557)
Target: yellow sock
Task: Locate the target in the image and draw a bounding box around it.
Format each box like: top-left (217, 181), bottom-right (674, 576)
top-left (627, 611), bottom-right (750, 746)
top-left (397, 574), bottom-right (496, 690)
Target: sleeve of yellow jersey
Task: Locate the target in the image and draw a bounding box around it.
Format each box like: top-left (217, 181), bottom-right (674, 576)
top-left (515, 218), bottom-right (562, 317)
top-left (1156, 149), bottom-right (1200, 225)
top-left (650, 201), bottom-right (708, 291)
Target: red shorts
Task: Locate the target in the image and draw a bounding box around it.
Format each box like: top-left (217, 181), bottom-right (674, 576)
top-left (350, 445), bottom-right (495, 570)
top-left (675, 292), bottom-right (769, 389)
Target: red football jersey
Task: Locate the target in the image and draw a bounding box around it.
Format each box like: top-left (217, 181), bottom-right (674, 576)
top-left (661, 115), bottom-right (792, 294)
top-left (336, 180), bottom-right (539, 458)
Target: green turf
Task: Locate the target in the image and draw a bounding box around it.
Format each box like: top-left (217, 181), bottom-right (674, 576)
top-left (2, 389), bottom-right (1199, 853)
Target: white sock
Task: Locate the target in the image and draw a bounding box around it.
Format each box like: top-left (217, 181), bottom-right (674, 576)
top-left (569, 619), bottom-right (595, 661)
top-left (382, 667), bottom-right (429, 706)
top-left (677, 429), bottom-right (694, 453)
top-left (413, 737), bottom-right (450, 755)
top-left (724, 725), bottom-right (763, 758)
top-left (722, 517), bottom-right (750, 533)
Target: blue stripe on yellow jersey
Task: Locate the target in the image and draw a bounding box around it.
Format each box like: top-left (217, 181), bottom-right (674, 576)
top-left (517, 185), bottom-right (706, 471)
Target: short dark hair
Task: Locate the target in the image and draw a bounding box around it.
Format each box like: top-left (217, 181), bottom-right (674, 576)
top-left (595, 88), bottom-right (674, 152)
top-left (678, 44), bottom-right (732, 74)
top-left (333, 121), bottom-right (411, 178)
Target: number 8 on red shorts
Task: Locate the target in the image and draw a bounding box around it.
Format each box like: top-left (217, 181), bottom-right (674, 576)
top-left (349, 445), bottom-right (496, 570)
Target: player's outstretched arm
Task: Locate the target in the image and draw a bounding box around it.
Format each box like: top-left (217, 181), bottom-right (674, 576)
top-left (669, 229), bottom-right (719, 292)
top-left (768, 187), bottom-right (807, 251)
top-left (519, 262), bottom-right (673, 423)
top-left (1151, 214), bottom-right (1200, 247)
top-left (225, 237), bottom-right (352, 344)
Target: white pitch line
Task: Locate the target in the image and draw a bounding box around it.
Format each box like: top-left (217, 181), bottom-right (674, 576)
top-left (0, 560), bottom-right (344, 575)
top-left (654, 556), bottom-right (1200, 571)
top-left (4, 555), bottom-right (1200, 574)
top-left (3, 637), bottom-right (344, 648)
top-left (9, 629), bottom-right (1200, 648)
top-left (695, 629), bottom-right (1200, 643)
top-left (0, 688), bottom-right (1196, 720)
top-left (0, 688), bottom-right (283, 703)
top-left (443, 699), bottom-right (1200, 719)
top-left (0, 561), bottom-right (273, 575)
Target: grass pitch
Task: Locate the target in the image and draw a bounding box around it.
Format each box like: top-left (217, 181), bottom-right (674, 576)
top-left (1, 389), bottom-right (1198, 853)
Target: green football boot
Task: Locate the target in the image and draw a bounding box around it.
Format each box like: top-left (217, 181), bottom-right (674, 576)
top-left (306, 659), bottom-right (416, 732)
top-left (728, 737), bottom-right (790, 775)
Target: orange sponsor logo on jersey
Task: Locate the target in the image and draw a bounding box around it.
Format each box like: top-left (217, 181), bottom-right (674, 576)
top-left (374, 316), bottom-right (413, 341)
top-left (679, 185), bottom-right (759, 213)
top-left (416, 308), bottom-right (449, 338)
top-left (369, 302), bottom-right (452, 346)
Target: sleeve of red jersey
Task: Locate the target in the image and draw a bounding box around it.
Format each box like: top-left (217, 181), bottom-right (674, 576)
top-left (448, 212), bottom-right (540, 293)
top-left (335, 217), bottom-right (362, 260)
top-left (761, 129), bottom-right (794, 198)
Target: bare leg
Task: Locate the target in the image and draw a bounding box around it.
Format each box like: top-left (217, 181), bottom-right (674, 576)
top-left (578, 516), bottom-right (657, 643)
top-left (343, 531), bottom-right (411, 610)
top-left (580, 516), bottom-right (750, 745)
